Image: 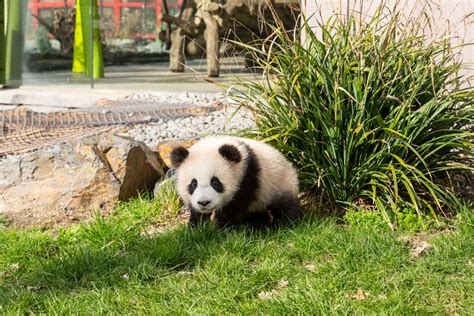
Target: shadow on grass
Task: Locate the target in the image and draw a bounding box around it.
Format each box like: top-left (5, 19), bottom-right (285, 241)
top-left (2, 211), bottom-right (472, 314)
top-left (5, 215), bottom-right (328, 294)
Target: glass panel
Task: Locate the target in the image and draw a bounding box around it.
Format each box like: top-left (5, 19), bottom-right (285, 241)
top-left (21, 0), bottom-right (90, 87)
top-left (11, 0), bottom-right (287, 91)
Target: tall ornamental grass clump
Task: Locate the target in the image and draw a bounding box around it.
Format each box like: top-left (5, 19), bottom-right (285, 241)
top-left (231, 4), bottom-right (473, 226)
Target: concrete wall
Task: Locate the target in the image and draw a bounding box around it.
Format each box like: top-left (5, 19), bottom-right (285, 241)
top-left (302, 0), bottom-right (474, 67)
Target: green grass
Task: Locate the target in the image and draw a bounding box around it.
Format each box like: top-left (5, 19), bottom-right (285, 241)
top-left (1, 195), bottom-right (472, 314)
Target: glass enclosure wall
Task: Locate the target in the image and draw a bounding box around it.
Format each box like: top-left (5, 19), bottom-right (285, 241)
top-left (13, 0), bottom-right (207, 90)
top-left (3, 0), bottom-right (297, 91)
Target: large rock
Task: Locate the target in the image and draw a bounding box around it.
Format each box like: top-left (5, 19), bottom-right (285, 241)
top-left (155, 138), bottom-right (197, 168)
top-left (0, 132), bottom-right (166, 227)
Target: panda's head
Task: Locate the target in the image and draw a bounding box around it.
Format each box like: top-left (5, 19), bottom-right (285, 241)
top-left (170, 139), bottom-right (246, 213)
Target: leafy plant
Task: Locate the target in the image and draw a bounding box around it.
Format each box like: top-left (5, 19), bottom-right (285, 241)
top-left (230, 3), bottom-right (474, 227)
top-left (343, 208), bottom-right (385, 228)
top-left (396, 207), bottom-right (428, 231)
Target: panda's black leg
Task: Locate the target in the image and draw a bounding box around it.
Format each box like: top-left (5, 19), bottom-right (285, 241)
top-left (188, 208), bottom-right (211, 228)
top-left (268, 193), bottom-right (303, 226)
top-left (245, 212), bottom-right (272, 229)
top-left (213, 209), bottom-right (246, 229)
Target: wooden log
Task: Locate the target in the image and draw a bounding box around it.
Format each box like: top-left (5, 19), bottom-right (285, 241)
top-left (201, 11), bottom-right (220, 77)
top-left (159, 13), bottom-right (201, 36)
top-left (169, 28), bottom-right (186, 72)
top-left (166, 0), bottom-right (298, 76)
top-left (221, 0), bottom-right (244, 16)
top-left (168, 4), bottom-right (196, 73)
top-left (162, 0), bottom-right (171, 49)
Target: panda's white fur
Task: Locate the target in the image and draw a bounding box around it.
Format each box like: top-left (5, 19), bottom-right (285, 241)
top-left (171, 136), bottom-right (302, 228)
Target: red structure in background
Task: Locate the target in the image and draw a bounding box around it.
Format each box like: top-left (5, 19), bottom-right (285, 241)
top-left (28, 0), bottom-right (182, 38)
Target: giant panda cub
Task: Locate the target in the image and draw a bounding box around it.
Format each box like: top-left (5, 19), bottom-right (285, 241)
top-left (170, 136), bottom-right (303, 228)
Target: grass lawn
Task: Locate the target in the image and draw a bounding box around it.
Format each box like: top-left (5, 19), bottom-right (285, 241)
top-left (0, 196), bottom-right (472, 314)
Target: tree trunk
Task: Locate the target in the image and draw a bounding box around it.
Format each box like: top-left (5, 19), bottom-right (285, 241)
top-left (201, 12), bottom-right (219, 77)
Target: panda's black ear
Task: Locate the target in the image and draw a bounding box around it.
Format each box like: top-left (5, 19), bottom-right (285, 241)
top-left (170, 146), bottom-right (189, 168)
top-left (219, 144), bottom-right (241, 163)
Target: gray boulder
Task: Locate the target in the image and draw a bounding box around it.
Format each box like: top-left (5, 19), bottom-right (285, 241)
top-left (0, 132), bottom-right (166, 227)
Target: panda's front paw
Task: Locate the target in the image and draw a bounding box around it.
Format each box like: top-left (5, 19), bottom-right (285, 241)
top-left (245, 212), bottom-right (272, 229)
top-left (188, 209), bottom-right (211, 228)
top-left (212, 211), bottom-right (244, 230)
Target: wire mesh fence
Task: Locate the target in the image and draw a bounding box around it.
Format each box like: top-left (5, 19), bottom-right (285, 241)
top-left (0, 100), bottom-right (218, 157)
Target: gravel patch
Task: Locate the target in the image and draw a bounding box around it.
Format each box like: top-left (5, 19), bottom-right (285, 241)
top-left (122, 92), bottom-right (256, 148)
top-left (125, 105), bottom-right (256, 148)
top-left (123, 91), bottom-right (227, 108)
top-left (0, 92), bottom-right (256, 162)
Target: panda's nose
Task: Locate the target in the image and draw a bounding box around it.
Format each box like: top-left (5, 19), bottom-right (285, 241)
top-left (198, 200), bottom-right (211, 207)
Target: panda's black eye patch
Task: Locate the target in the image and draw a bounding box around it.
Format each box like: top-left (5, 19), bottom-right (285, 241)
top-left (188, 179), bottom-right (198, 194)
top-left (210, 176), bottom-right (224, 193)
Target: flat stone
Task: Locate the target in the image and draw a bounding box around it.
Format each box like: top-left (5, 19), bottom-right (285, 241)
top-left (0, 132), bottom-right (167, 228)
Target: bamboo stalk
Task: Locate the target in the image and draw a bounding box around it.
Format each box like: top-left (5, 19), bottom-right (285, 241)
top-left (74, 0), bottom-right (104, 78)
top-left (73, 0), bottom-right (86, 73)
top-left (90, 0), bottom-right (104, 79)
top-left (0, 0), bottom-right (5, 85)
top-left (5, 0), bottom-right (25, 86)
